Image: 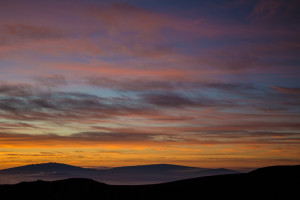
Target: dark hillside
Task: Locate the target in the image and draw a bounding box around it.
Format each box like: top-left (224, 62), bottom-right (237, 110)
top-left (0, 165), bottom-right (299, 200)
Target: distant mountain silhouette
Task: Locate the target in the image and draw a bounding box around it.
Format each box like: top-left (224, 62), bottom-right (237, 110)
top-left (0, 165), bottom-right (299, 200)
top-left (1, 162), bottom-right (94, 174)
top-left (0, 163), bottom-right (238, 185)
top-left (109, 163), bottom-right (204, 172)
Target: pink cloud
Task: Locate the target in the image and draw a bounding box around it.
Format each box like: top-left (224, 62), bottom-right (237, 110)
top-left (272, 86), bottom-right (300, 94)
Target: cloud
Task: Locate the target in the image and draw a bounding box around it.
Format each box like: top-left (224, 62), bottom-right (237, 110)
top-left (0, 122), bottom-right (39, 130)
top-left (0, 24), bottom-right (64, 45)
top-left (33, 74), bottom-right (67, 88)
top-left (0, 82), bottom-right (34, 97)
top-left (272, 86), bottom-right (300, 94)
top-left (0, 126), bottom-right (299, 149)
top-left (138, 92), bottom-right (233, 109)
top-left (141, 93), bottom-right (196, 107)
top-left (0, 131), bottom-right (187, 147)
top-left (0, 0), bottom-right (298, 81)
top-left (0, 80), bottom-right (286, 124)
top-left (249, 0), bottom-right (300, 25)
top-left (0, 82), bottom-right (155, 123)
top-left (87, 76), bottom-right (176, 91)
top-left (86, 2), bottom-right (170, 36)
top-left (86, 77), bottom-right (260, 108)
top-left (0, 0), bottom-right (298, 166)
top-left (87, 75), bottom-right (256, 92)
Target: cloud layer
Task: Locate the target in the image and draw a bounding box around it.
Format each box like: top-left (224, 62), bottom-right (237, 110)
top-left (0, 0), bottom-right (299, 169)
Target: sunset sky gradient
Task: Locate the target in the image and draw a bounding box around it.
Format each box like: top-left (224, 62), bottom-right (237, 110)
top-left (0, 0), bottom-right (299, 170)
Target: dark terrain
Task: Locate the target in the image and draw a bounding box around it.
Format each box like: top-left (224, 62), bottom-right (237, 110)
top-left (0, 165), bottom-right (299, 200)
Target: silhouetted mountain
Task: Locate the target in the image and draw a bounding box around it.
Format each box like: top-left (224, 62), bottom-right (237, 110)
top-left (1, 162), bottom-right (94, 174)
top-left (0, 162), bottom-right (98, 185)
top-left (101, 164), bottom-right (237, 184)
top-left (109, 163), bottom-right (204, 172)
top-left (0, 163), bottom-right (238, 185)
top-left (0, 165), bottom-right (299, 200)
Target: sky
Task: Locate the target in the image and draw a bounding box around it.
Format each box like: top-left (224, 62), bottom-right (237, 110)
top-left (0, 0), bottom-right (299, 170)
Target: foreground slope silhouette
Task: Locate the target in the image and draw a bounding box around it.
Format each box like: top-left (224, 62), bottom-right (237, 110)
top-left (0, 165), bottom-right (299, 200)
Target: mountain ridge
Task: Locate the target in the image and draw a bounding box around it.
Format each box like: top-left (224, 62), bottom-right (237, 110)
top-left (1, 162), bottom-right (93, 173)
top-left (0, 162), bottom-right (206, 171)
top-left (0, 162), bottom-right (239, 185)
